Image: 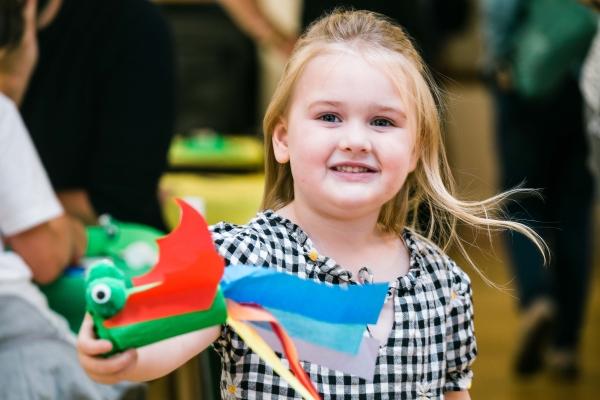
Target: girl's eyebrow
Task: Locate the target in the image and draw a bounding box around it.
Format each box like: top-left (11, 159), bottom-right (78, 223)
top-left (366, 104), bottom-right (408, 125)
top-left (307, 100), bottom-right (343, 111)
top-left (370, 105), bottom-right (407, 120)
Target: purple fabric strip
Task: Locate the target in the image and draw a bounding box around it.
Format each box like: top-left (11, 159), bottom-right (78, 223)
top-left (253, 324), bottom-right (381, 381)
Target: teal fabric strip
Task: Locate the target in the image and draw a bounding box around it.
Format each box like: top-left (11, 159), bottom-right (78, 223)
top-left (257, 307), bottom-right (366, 355)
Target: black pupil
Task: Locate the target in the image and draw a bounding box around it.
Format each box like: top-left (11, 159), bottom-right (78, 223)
top-left (97, 291), bottom-right (105, 300)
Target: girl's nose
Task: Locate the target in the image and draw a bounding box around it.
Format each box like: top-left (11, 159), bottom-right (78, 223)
top-left (338, 122), bottom-right (372, 153)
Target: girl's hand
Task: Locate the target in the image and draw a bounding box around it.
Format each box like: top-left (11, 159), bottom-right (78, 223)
top-left (445, 390), bottom-right (471, 400)
top-left (77, 314), bottom-right (137, 384)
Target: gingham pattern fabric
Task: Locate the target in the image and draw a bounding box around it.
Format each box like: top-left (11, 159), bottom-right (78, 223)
top-left (211, 211), bottom-right (476, 399)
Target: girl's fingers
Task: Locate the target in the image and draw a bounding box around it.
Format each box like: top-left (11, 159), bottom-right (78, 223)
top-left (77, 314), bottom-right (113, 356)
top-left (77, 314), bottom-right (138, 381)
top-left (79, 348), bottom-right (138, 378)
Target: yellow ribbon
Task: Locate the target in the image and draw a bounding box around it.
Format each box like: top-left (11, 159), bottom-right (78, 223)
top-left (226, 316), bottom-right (318, 400)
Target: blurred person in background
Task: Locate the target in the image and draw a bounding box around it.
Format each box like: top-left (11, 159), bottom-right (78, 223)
top-left (581, 1), bottom-right (600, 190)
top-left (0, 0), bottom-right (175, 231)
top-left (482, 0), bottom-right (595, 380)
top-left (219, 0), bottom-right (470, 70)
top-left (0, 2), bottom-right (143, 397)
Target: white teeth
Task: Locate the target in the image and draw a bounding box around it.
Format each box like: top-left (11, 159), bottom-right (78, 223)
top-left (334, 165), bottom-right (370, 173)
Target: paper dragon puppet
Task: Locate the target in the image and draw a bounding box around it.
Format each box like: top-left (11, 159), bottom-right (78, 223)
top-left (40, 216), bottom-right (164, 333)
top-left (85, 199), bottom-right (388, 400)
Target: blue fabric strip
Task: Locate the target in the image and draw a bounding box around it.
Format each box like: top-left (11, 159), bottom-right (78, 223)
top-left (221, 265), bottom-right (387, 324)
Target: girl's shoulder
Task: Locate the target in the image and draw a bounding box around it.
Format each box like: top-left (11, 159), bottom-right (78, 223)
top-left (210, 209), bottom-right (286, 243)
top-left (403, 229), bottom-right (472, 295)
top-left (209, 210), bottom-right (298, 266)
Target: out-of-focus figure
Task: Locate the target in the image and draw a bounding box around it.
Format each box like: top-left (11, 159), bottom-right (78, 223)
top-left (1, 0), bottom-right (176, 231)
top-left (0, 3), bottom-right (144, 397)
top-left (482, 0), bottom-right (596, 380)
top-left (581, 3), bottom-right (600, 191)
top-left (219, 0), bottom-right (470, 69)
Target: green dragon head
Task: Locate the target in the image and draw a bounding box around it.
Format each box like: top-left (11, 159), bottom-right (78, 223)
top-left (85, 261), bottom-right (131, 318)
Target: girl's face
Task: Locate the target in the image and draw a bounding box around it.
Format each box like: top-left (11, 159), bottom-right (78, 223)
top-left (273, 50), bottom-right (419, 220)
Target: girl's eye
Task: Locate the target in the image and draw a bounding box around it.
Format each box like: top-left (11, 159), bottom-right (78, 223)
top-left (371, 118), bottom-right (394, 127)
top-left (318, 113), bottom-right (341, 123)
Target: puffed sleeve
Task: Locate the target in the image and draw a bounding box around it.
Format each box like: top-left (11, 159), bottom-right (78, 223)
top-left (444, 261), bottom-right (477, 392)
top-left (210, 221), bottom-right (271, 360)
top-left (210, 221), bottom-right (272, 267)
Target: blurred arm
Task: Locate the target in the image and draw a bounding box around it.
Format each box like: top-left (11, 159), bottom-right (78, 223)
top-left (218, 0), bottom-right (295, 55)
top-left (57, 189), bottom-right (98, 226)
top-left (5, 214), bottom-right (86, 284)
top-left (0, 63), bottom-right (86, 284)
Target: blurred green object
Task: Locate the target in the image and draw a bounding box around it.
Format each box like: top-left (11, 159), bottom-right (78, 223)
top-left (168, 130), bottom-right (263, 171)
top-left (39, 216), bottom-right (164, 332)
top-left (86, 215), bottom-right (164, 275)
top-left (512, 0), bottom-right (597, 99)
top-left (39, 272), bottom-right (87, 333)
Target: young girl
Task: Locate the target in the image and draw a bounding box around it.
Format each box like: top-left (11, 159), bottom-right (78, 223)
top-left (78, 9), bottom-right (543, 399)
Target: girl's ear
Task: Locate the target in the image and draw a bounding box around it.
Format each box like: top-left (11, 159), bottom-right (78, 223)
top-left (272, 118), bottom-right (290, 164)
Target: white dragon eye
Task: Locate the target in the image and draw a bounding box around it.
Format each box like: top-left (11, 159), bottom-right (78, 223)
top-left (91, 283), bottom-right (112, 304)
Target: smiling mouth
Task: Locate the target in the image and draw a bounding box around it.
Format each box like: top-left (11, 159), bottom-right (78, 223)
top-left (332, 165), bottom-right (377, 173)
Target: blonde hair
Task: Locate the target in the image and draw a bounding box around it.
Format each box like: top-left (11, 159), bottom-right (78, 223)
top-left (261, 9), bottom-right (546, 271)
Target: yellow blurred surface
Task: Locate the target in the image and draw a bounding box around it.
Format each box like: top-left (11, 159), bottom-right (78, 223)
top-left (160, 172), bottom-right (264, 228)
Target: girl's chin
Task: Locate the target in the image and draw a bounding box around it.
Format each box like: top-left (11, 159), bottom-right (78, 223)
top-left (321, 195), bottom-right (387, 214)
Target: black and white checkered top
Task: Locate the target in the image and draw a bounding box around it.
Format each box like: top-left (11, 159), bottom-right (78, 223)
top-left (211, 210), bottom-right (476, 399)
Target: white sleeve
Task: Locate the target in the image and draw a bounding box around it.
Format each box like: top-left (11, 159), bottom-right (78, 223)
top-left (0, 93), bottom-right (63, 236)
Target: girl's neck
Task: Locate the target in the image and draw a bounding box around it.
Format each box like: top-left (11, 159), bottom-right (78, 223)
top-left (279, 201), bottom-right (381, 246)
top-left (277, 201), bottom-right (409, 281)
top-left (277, 201), bottom-right (403, 271)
